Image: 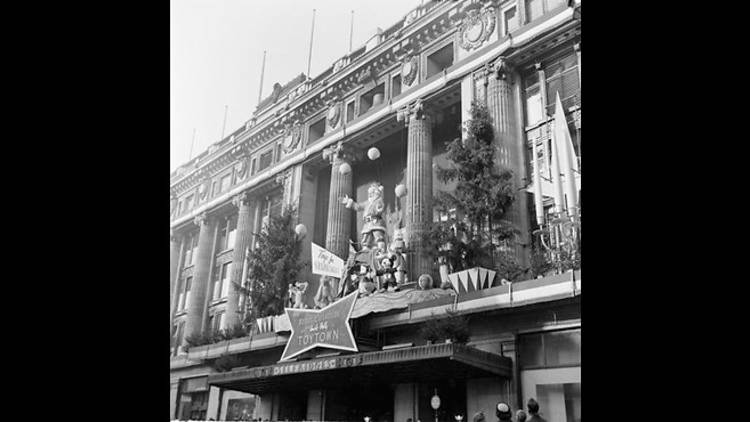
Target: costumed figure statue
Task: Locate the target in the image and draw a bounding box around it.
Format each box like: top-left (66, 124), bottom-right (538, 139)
top-left (314, 275), bottom-right (337, 309)
top-left (375, 256), bottom-right (399, 292)
top-left (341, 182), bottom-right (387, 250)
top-left (389, 228), bottom-right (408, 285)
top-left (288, 281), bottom-right (309, 309)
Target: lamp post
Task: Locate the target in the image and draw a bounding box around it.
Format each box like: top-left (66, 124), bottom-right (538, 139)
top-left (431, 389), bottom-right (440, 422)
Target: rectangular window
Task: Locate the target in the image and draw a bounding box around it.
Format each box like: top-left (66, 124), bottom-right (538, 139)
top-left (307, 117), bottom-right (326, 146)
top-left (183, 277), bottom-right (192, 310)
top-left (425, 43), bottom-right (454, 79)
top-left (519, 329), bottom-right (581, 369)
top-left (503, 6), bottom-right (518, 35)
top-left (525, 0), bottom-right (543, 22)
top-left (250, 158), bottom-right (257, 175)
top-left (258, 150), bottom-right (273, 172)
top-left (391, 74), bottom-right (402, 97)
top-left (346, 100), bottom-right (356, 123)
top-left (212, 311), bottom-right (225, 332)
top-left (226, 215), bottom-right (237, 249)
top-left (212, 266), bottom-right (222, 301)
top-left (220, 174), bottom-right (231, 193)
top-left (184, 194), bottom-right (194, 212)
top-left (359, 83), bottom-right (385, 115)
top-left (544, 53), bottom-right (579, 116)
top-left (173, 321), bottom-right (185, 355)
top-left (211, 181), bottom-right (218, 198)
top-left (221, 262), bottom-right (232, 298)
top-left (217, 218), bottom-right (228, 253)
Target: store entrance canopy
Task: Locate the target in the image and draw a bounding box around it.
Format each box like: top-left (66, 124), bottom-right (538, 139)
top-left (208, 343), bottom-right (512, 394)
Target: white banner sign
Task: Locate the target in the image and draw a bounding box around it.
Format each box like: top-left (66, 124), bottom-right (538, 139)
top-left (311, 243), bottom-right (345, 278)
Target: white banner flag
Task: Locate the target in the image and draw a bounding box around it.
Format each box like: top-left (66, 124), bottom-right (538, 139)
top-left (311, 243), bottom-right (345, 278)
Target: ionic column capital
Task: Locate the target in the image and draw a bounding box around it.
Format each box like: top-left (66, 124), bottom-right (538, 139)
top-left (322, 141), bottom-right (358, 165)
top-left (489, 57), bottom-right (513, 81)
top-left (396, 98), bottom-right (432, 126)
top-left (231, 191), bottom-right (252, 208)
top-left (274, 168), bottom-right (293, 186)
top-left (194, 212), bottom-right (208, 227)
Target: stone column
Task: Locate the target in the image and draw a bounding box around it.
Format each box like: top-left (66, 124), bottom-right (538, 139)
top-left (322, 142), bottom-right (356, 260)
top-left (224, 192), bottom-right (253, 329)
top-left (486, 58), bottom-right (530, 268)
top-left (184, 212), bottom-right (217, 341)
top-left (399, 99), bottom-right (433, 280)
top-left (170, 231), bottom-right (185, 328)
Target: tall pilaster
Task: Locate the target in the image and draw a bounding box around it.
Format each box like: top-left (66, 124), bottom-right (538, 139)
top-left (322, 142), bottom-right (356, 260)
top-left (184, 212), bottom-right (217, 341)
top-left (399, 99), bottom-right (433, 280)
top-left (224, 192), bottom-right (253, 329)
top-left (170, 231), bottom-right (185, 328)
top-left (487, 58), bottom-right (530, 267)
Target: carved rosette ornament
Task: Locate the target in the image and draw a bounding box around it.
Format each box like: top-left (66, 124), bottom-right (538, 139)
top-left (327, 102), bottom-right (342, 129)
top-left (458, 4), bottom-right (496, 51)
top-left (401, 55), bottom-right (418, 87)
top-left (282, 121), bottom-right (302, 153)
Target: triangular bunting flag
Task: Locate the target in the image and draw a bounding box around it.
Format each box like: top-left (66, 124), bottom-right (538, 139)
top-left (486, 270), bottom-right (497, 288)
top-left (457, 270), bottom-right (470, 293)
top-left (478, 268), bottom-right (488, 289)
top-left (449, 272), bottom-right (460, 292)
top-left (468, 268), bottom-right (479, 291)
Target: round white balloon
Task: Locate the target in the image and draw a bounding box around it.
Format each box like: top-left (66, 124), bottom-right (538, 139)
top-left (338, 162), bottom-right (352, 174)
top-left (367, 147), bottom-right (381, 160)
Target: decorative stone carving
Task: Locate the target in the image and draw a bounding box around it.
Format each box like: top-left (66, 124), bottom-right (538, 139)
top-left (322, 141), bottom-right (358, 165)
top-left (194, 212), bottom-right (208, 227)
top-left (282, 121), bottom-right (302, 153)
top-left (274, 168), bottom-right (293, 187)
top-left (356, 66), bottom-right (377, 85)
top-left (404, 9), bottom-right (419, 27)
top-left (231, 191), bottom-right (251, 208)
top-left (401, 55), bottom-right (418, 87)
top-left (327, 102), bottom-right (341, 129)
top-left (491, 57), bottom-right (511, 81)
top-left (235, 159), bottom-right (248, 181)
top-left (197, 177), bottom-right (210, 200)
top-left (396, 98), bottom-right (428, 125)
top-left (458, 4), bottom-right (496, 51)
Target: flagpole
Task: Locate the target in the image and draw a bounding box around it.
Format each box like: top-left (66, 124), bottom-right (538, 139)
top-left (257, 50), bottom-right (267, 105)
top-left (349, 10), bottom-right (354, 53)
top-left (307, 9), bottom-right (316, 78)
top-left (221, 105), bottom-right (228, 140)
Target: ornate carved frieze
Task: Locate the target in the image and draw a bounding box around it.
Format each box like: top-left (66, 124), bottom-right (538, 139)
top-left (401, 55), bottom-right (419, 87)
top-left (458, 3), bottom-right (495, 51)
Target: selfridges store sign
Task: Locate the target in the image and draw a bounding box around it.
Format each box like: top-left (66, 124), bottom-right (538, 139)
top-left (280, 292), bottom-right (358, 361)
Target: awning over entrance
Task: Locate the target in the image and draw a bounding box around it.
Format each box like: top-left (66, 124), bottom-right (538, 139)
top-left (208, 343), bottom-right (512, 394)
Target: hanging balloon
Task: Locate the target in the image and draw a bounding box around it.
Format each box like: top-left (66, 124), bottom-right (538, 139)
top-left (367, 147), bottom-right (381, 160)
top-left (295, 224), bottom-right (307, 237)
top-left (338, 162), bottom-right (352, 175)
top-left (395, 184), bottom-right (407, 197)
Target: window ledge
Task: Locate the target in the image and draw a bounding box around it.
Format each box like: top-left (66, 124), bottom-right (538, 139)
top-left (210, 297), bottom-right (228, 306)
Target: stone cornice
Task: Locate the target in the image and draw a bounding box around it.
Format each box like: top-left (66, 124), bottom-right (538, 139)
top-left (170, 6), bottom-right (577, 229)
top-left (170, 1), bottom-right (460, 194)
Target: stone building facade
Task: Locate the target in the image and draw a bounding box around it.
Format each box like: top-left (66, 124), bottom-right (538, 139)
top-left (170, 1), bottom-right (581, 420)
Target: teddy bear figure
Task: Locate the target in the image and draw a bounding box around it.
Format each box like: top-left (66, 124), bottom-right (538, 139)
top-left (358, 276), bottom-right (377, 297)
top-left (314, 276), bottom-right (336, 309)
top-left (291, 281), bottom-right (309, 309)
top-left (389, 231), bottom-right (407, 285)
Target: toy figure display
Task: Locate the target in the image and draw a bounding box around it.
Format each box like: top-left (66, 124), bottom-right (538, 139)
top-left (341, 183), bottom-right (387, 250)
top-left (389, 229), bottom-right (408, 285)
top-left (288, 281), bottom-right (309, 309)
top-left (314, 275), bottom-right (337, 309)
top-left (375, 256), bottom-right (399, 292)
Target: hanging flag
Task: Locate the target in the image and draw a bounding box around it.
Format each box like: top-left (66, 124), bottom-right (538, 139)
top-left (553, 92), bottom-right (579, 218)
top-left (549, 119), bottom-right (565, 215)
top-left (532, 138), bottom-right (545, 225)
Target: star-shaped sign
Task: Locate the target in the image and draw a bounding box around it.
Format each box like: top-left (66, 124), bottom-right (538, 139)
top-left (280, 291), bottom-right (359, 361)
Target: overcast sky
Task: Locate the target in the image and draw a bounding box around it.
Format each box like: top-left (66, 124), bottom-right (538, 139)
top-left (171, 0), bottom-right (424, 172)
